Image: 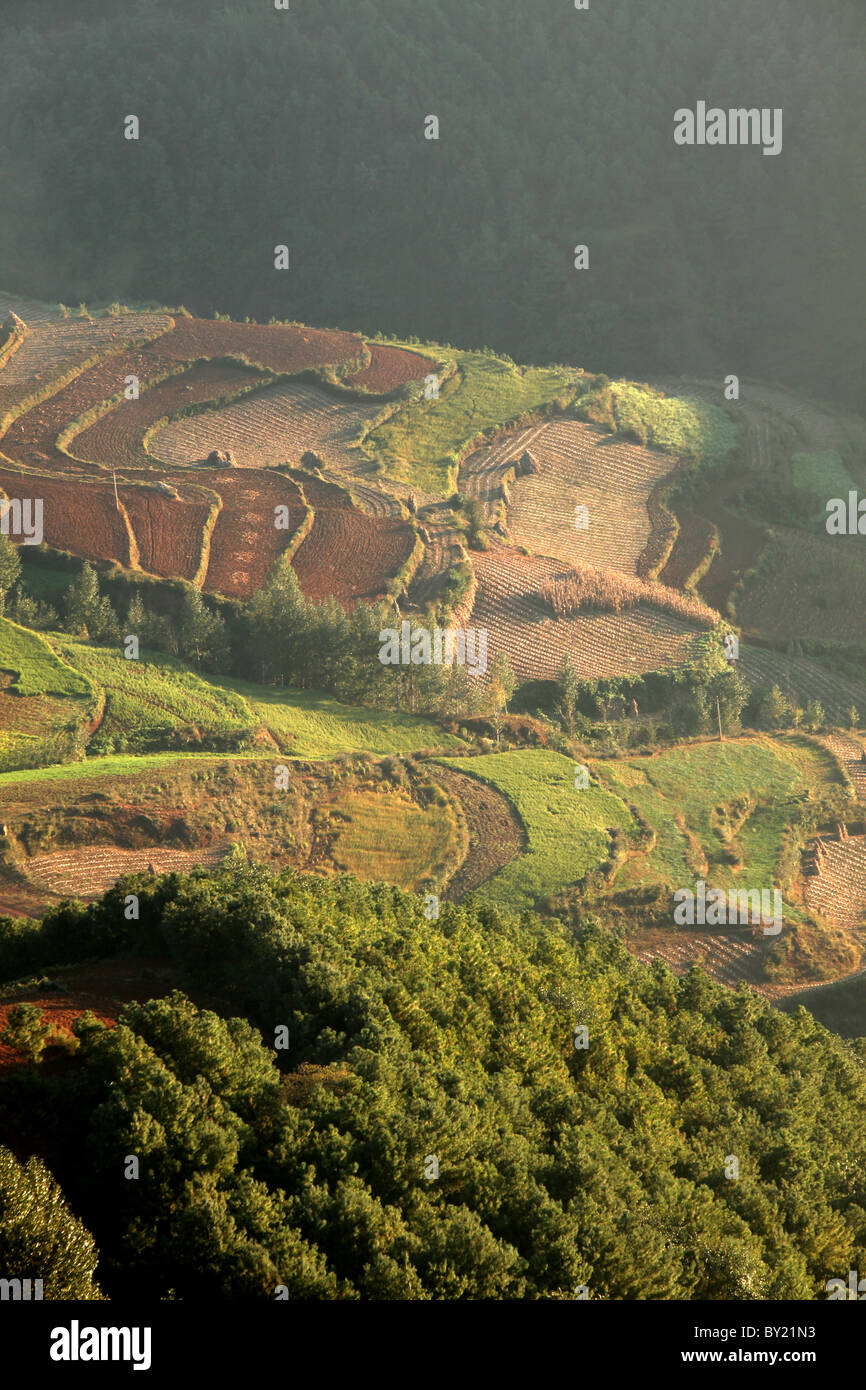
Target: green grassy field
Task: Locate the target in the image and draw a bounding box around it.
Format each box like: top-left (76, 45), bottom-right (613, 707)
top-left (47, 639), bottom-right (463, 760)
top-left (223, 679), bottom-right (464, 758)
top-left (437, 748), bottom-right (634, 912)
top-left (594, 735), bottom-right (843, 913)
top-left (792, 450), bottom-right (854, 501)
top-left (0, 620), bottom-right (93, 700)
top-left (366, 350), bottom-right (579, 493)
top-left (56, 638), bottom-right (254, 749)
top-left (576, 381), bottom-right (736, 464)
top-left (0, 751), bottom-right (205, 788)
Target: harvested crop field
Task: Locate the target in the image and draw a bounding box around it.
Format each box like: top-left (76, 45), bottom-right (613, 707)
top-left (23, 843), bottom-right (232, 901)
top-left (70, 361), bottom-right (261, 470)
top-left (435, 762), bottom-right (525, 899)
top-left (0, 468), bottom-right (133, 565)
top-left (293, 508), bottom-right (414, 605)
top-left (469, 546), bottom-right (702, 683)
top-left (344, 343), bottom-right (437, 393)
top-left (0, 313), bottom-right (173, 431)
top-left (503, 420), bottom-right (678, 575)
top-left (628, 929), bottom-right (784, 997)
top-left (149, 380), bottom-right (381, 472)
top-left (825, 734), bottom-right (866, 799)
top-left (804, 834), bottom-right (866, 929)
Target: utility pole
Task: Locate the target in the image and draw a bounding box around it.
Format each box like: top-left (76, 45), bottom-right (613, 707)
top-left (112, 470), bottom-right (120, 512)
top-left (716, 695), bottom-right (724, 742)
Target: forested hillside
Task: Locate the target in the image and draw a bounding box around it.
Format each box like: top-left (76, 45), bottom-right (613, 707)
top-left (1, 0), bottom-right (863, 409)
top-left (2, 863), bottom-right (866, 1299)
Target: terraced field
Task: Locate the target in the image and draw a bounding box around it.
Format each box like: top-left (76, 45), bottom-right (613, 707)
top-left (343, 343), bottom-right (437, 393)
top-left (150, 380), bottom-right (380, 472)
top-left (804, 834), bottom-right (866, 929)
top-left (24, 844), bottom-right (233, 902)
top-left (503, 420), bottom-right (680, 574)
top-left (737, 527), bottom-right (866, 644)
top-left (0, 467), bottom-right (135, 565)
top-left (738, 645), bottom-right (866, 725)
top-left (70, 361), bottom-right (262, 470)
top-left (596, 735), bottom-right (843, 903)
top-left (436, 748), bottom-right (635, 912)
top-left (0, 313), bottom-right (174, 434)
top-left (825, 733), bottom-right (866, 798)
top-left (469, 545), bottom-right (703, 683)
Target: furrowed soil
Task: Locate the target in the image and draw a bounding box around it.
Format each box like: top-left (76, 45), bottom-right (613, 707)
top-left (435, 763), bottom-right (526, 899)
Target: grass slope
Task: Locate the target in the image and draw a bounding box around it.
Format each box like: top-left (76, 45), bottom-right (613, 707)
top-left (367, 350), bottom-right (578, 493)
top-left (437, 748), bottom-right (634, 912)
top-left (224, 680), bottom-right (464, 758)
top-left (56, 638), bottom-right (254, 750)
top-left (0, 620), bottom-right (92, 701)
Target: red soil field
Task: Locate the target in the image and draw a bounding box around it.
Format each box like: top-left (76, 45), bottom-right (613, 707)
top-left (2, 317), bottom-right (362, 477)
top-left (149, 317), bottom-right (363, 374)
top-left (189, 468), bottom-right (307, 599)
top-left (0, 468), bottom-right (132, 565)
top-left (293, 508), bottom-right (414, 605)
top-left (72, 361), bottom-right (260, 470)
top-left (118, 483), bottom-right (213, 581)
top-left (345, 343), bottom-right (436, 393)
top-left (0, 956), bottom-right (227, 1074)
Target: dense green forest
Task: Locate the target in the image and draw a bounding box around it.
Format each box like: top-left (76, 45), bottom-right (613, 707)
top-left (2, 862), bottom-right (866, 1299)
top-left (1, 0), bottom-right (863, 409)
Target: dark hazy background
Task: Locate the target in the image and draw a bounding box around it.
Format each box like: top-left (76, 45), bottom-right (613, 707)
top-left (1, 0), bottom-right (863, 407)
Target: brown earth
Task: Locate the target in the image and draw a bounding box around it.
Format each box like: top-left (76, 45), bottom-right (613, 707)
top-left (345, 344), bottom-right (437, 393)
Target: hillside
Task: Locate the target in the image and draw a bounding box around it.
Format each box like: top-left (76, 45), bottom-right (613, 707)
top-left (0, 297), bottom-right (865, 1015)
top-left (3, 866), bottom-right (866, 1299)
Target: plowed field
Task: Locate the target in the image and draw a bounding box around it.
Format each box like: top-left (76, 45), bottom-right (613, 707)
top-left (345, 343), bottom-right (436, 393)
top-left (293, 509), bottom-right (414, 605)
top-left (0, 468), bottom-right (133, 565)
top-left (149, 380), bottom-right (380, 472)
top-left (469, 546), bottom-right (702, 683)
top-left (71, 361), bottom-right (260, 470)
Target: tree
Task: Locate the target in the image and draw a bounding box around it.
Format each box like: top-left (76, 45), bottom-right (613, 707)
top-left (64, 562), bottom-right (120, 642)
top-left (805, 698), bottom-right (825, 733)
top-left (554, 655), bottom-right (582, 738)
top-left (759, 685), bottom-right (789, 731)
top-left (0, 1147), bottom-right (103, 1299)
top-left (0, 1002), bottom-right (53, 1061)
top-left (849, 705), bottom-right (859, 731)
top-left (0, 534), bottom-right (21, 614)
top-left (178, 588), bottom-right (226, 669)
